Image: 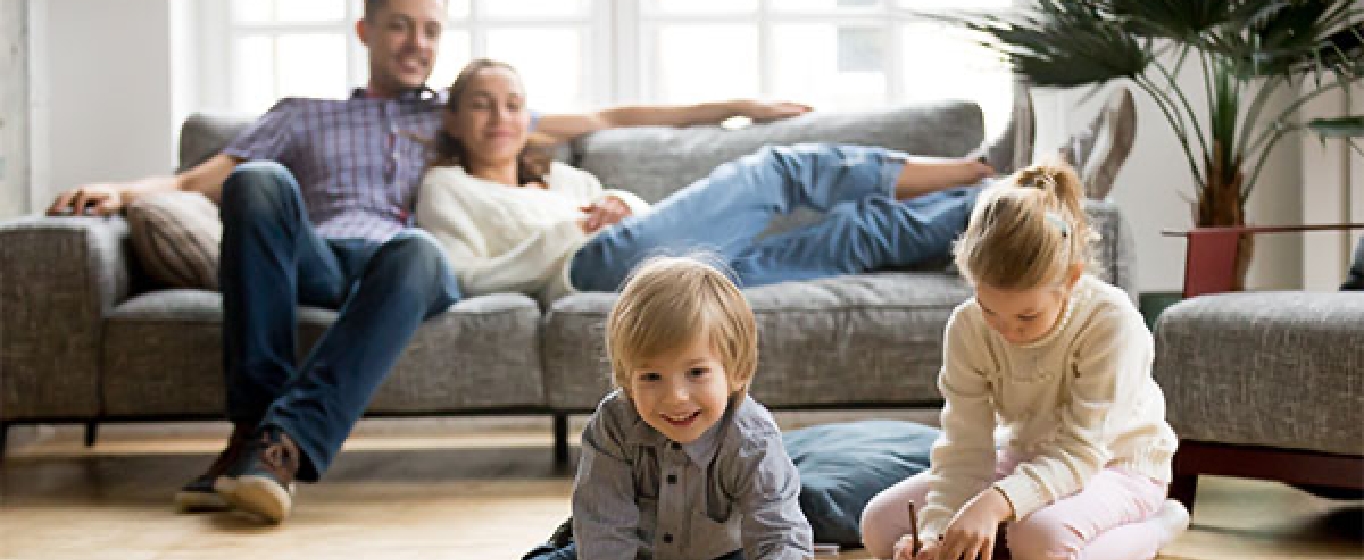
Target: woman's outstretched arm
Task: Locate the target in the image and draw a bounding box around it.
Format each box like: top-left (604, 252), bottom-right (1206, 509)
top-left (534, 100), bottom-right (812, 143)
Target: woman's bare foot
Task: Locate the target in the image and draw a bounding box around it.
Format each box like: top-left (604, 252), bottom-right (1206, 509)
top-left (893, 157), bottom-right (995, 199)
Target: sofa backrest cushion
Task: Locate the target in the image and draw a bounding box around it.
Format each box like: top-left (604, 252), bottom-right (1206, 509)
top-left (177, 100), bottom-right (985, 194)
top-left (178, 113), bottom-right (256, 172)
top-left (570, 101), bottom-right (985, 204)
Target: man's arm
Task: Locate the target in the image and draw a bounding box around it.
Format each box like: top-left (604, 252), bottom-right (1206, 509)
top-left (534, 100), bottom-right (812, 143)
top-left (46, 154), bottom-right (243, 216)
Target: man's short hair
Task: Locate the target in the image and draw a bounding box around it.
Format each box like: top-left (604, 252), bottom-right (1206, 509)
top-left (364, 0), bottom-right (387, 20)
top-left (364, 0), bottom-right (447, 20)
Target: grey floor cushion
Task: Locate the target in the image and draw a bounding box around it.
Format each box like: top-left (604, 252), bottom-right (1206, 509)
top-left (783, 420), bottom-right (940, 546)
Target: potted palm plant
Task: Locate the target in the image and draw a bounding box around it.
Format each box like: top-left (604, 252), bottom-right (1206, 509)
top-left (932, 0), bottom-right (1362, 289)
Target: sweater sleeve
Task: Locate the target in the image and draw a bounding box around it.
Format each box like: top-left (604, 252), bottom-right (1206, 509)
top-left (546, 162), bottom-right (652, 216)
top-left (599, 189), bottom-right (651, 216)
top-left (919, 307), bottom-right (998, 544)
top-left (991, 304), bottom-right (1148, 519)
top-left (416, 169), bottom-right (586, 297)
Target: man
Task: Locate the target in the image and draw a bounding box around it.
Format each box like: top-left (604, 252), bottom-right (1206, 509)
top-left (47, 0), bottom-right (807, 524)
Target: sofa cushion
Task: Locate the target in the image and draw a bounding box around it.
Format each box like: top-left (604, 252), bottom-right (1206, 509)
top-left (572, 102), bottom-right (985, 204)
top-left (785, 420), bottom-right (939, 546)
top-left (1153, 292), bottom-right (1364, 456)
top-left (542, 273), bottom-right (973, 411)
top-left (101, 290), bottom-right (547, 416)
top-left (126, 191), bottom-right (222, 290)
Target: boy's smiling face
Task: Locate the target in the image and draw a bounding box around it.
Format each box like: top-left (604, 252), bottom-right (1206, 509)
top-left (628, 334), bottom-right (738, 444)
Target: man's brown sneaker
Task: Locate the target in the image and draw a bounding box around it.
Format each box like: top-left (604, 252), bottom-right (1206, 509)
top-left (174, 423), bottom-right (253, 513)
top-left (214, 426), bottom-right (301, 523)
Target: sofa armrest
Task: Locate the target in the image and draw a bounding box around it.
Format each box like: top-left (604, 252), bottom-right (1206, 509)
top-left (0, 215), bottom-right (132, 420)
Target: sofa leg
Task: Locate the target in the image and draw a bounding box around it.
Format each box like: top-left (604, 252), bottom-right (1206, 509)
top-left (1170, 473), bottom-right (1198, 514)
top-left (0, 422), bottom-right (9, 462)
top-left (84, 421), bottom-right (99, 448)
top-left (553, 413), bottom-right (569, 468)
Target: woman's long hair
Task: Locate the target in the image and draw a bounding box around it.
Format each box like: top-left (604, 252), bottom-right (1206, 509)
top-left (427, 58), bottom-right (554, 185)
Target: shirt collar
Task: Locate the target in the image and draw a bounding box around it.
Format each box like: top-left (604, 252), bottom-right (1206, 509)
top-left (350, 86), bottom-right (442, 101)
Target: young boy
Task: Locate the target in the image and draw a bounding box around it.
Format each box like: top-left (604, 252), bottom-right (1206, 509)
top-left (524, 256), bottom-right (813, 560)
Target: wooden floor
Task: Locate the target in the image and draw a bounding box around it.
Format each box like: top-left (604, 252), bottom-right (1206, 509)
top-left (1, 416), bottom-right (1360, 560)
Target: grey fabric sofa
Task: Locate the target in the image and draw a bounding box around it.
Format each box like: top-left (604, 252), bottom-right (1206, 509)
top-left (1154, 292), bottom-right (1364, 510)
top-left (0, 101), bottom-right (1138, 463)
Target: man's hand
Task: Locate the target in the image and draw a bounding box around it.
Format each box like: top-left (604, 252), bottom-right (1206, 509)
top-left (578, 196), bottom-right (632, 234)
top-left (47, 183), bottom-right (128, 216)
top-left (937, 488), bottom-right (1013, 560)
top-left (739, 100), bottom-right (813, 123)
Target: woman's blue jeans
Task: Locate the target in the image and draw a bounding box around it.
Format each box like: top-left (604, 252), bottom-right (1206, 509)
top-left (570, 143), bottom-right (983, 291)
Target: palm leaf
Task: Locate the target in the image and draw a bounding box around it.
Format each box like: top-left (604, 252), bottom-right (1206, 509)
top-left (1308, 115), bottom-right (1364, 137)
top-left (923, 5), bottom-right (1149, 87)
top-left (1105, 0), bottom-right (1235, 40)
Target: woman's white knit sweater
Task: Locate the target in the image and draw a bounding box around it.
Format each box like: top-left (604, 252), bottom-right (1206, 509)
top-left (415, 163), bottom-right (650, 304)
top-left (919, 274), bottom-right (1178, 544)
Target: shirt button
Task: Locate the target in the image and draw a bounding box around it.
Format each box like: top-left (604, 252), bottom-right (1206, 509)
top-left (671, 442), bottom-right (682, 450)
top-left (663, 533), bottom-right (674, 544)
top-left (666, 474), bottom-right (676, 484)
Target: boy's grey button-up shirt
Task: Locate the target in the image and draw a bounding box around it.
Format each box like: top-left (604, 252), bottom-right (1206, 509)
top-left (572, 390), bottom-right (813, 560)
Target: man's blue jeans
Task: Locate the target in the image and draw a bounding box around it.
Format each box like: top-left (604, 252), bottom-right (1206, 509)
top-left (218, 161), bottom-right (460, 482)
top-left (570, 144), bottom-right (983, 291)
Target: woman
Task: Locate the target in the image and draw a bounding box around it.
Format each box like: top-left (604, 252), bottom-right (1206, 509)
top-left (416, 59), bottom-right (993, 303)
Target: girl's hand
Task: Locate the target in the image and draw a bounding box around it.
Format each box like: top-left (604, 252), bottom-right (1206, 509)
top-left (892, 535), bottom-right (937, 560)
top-left (938, 488), bottom-right (1013, 560)
top-left (913, 540), bottom-right (940, 560)
top-left (578, 196), bottom-right (632, 233)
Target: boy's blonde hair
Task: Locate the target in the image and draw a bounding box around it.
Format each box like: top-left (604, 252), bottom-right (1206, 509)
top-left (954, 160), bottom-right (1095, 289)
top-left (605, 255), bottom-right (758, 395)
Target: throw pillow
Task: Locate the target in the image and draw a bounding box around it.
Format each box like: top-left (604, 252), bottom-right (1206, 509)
top-left (783, 420), bottom-right (940, 546)
top-left (126, 191), bottom-right (222, 290)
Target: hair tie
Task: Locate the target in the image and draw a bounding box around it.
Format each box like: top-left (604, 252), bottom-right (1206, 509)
top-left (1045, 211), bottom-right (1070, 238)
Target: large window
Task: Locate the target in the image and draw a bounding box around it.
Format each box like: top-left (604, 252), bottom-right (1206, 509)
top-left (212, 0), bottom-right (1014, 136)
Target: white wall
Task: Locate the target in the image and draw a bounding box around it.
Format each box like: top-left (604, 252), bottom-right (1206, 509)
top-left (0, 0), bottom-right (29, 219)
top-left (1300, 85), bottom-right (1363, 290)
top-left (29, 0), bottom-right (177, 207)
top-left (1035, 54), bottom-right (1306, 292)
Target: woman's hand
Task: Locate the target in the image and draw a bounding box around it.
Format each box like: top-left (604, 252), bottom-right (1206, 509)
top-left (937, 488), bottom-right (1013, 560)
top-left (578, 196), bottom-right (632, 233)
top-left (739, 100), bottom-right (813, 123)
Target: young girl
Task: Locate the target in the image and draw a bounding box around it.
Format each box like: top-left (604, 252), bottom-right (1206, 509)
top-left (860, 163), bottom-right (1189, 560)
top-left (522, 255), bottom-right (813, 560)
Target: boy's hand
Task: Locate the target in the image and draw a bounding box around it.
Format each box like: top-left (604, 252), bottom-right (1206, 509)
top-left (937, 488), bottom-right (1013, 560)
